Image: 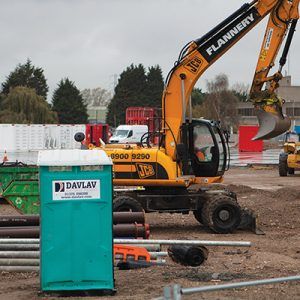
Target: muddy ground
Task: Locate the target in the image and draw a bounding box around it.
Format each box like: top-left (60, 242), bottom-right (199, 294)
top-left (0, 166), bottom-right (299, 300)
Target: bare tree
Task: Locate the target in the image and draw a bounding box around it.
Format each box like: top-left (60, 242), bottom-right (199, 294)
top-left (81, 87), bottom-right (112, 108)
top-left (231, 82), bottom-right (249, 102)
top-left (193, 74), bottom-right (239, 131)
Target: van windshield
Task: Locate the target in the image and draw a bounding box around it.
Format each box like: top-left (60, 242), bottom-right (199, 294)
top-left (114, 130), bottom-right (129, 138)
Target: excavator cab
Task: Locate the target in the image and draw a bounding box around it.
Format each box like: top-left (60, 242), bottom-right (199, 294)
top-left (186, 119), bottom-right (228, 178)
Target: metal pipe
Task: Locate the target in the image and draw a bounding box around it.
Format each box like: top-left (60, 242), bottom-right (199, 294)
top-left (188, 95), bottom-right (192, 123)
top-left (149, 252), bottom-right (168, 259)
top-left (113, 212), bottom-right (145, 224)
top-left (0, 244), bottom-right (39, 251)
top-left (0, 251), bottom-right (39, 258)
top-left (0, 227), bottom-right (39, 238)
top-left (180, 76), bottom-right (186, 122)
top-left (0, 212), bottom-right (145, 226)
top-left (0, 240), bottom-right (161, 252)
top-left (0, 266), bottom-right (39, 272)
top-left (0, 258), bottom-right (39, 266)
top-left (182, 275), bottom-right (300, 294)
top-left (0, 239), bottom-right (251, 248)
top-left (0, 215), bottom-right (39, 227)
top-left (114, 239), bottom-right (252, 247)
top-left (0, 239), bottom-right (39, 244)
top-left (113, 224), bottom-right (150, 239)
top-left (128, 244), bottom-right (161, 252)
top-left (0, 223), bottom-right (150, 239)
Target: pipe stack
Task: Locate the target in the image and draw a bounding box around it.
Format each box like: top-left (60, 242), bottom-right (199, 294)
top-left (0, 238), bottom-right (252, 272)
top-left (0, 212), bottom-right (150, 239)
top-left (0, 238), bottom-right (165, 272)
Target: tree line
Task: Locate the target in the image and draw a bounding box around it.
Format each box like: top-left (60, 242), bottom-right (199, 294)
top-left (107, 65), bottom-right (248, 131)
top-left (0, 59), bottom-right (248, 129)
top-left (0, 60), bottom-right (87, 124)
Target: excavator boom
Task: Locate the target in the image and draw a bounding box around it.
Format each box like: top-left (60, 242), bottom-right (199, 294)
top-left (163, 0), bottom-right (299, 160)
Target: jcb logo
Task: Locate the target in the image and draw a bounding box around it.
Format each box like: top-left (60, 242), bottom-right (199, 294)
top-left (136, 163), bottom-right (155, 179)
top-left (184, 56), bottom-right (202, 74)
top-left (260, 49), bottom-right (267, 61)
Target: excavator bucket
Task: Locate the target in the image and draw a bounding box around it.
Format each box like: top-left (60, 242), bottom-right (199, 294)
top-left (252, 109), bottom-right (291, 140)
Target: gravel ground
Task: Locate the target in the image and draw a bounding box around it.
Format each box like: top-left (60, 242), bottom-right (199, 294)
top-left (0, 166), bottom-right (299, 300)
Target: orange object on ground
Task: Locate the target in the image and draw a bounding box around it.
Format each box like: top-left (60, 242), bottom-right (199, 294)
top-left (114, 244), bottom-right (151, 262)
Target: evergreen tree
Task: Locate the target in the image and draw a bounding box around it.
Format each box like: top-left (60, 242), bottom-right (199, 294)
top-left (2, 59), bottom-right (49, 99)
top-left (144, 65), bottom-right (164, 108)
top-left (52, 78), bottom-right (88, 124)
top-left (0, 86), bottom-right (57, 123)
top-left (106, 64), bottom-right (147, 126)
top-left (191, 87), bottom-right (206, 106)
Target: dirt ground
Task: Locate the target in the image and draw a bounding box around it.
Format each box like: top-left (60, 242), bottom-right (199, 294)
top-left (0, 166), bottom-right (299, 300)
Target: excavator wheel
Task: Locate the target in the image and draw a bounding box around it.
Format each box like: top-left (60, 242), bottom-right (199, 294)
top-left (113, 195), bottom-right (144, 212)
top-left (201, 195), bottom-right (241, 234)
top-left (278, 156), bottom-right (288, 177)
top-left (288, 168), bottom-right (295, 175)
top-left (193, 204), bottom-right (204, 224)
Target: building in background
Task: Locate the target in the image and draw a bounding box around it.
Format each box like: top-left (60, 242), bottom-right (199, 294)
top-left (87, 106), bottom-right (108, 124)
top-left (81, 88), bottom-right (111, 124)
top-left (238, 76), bottom-right (300, 128)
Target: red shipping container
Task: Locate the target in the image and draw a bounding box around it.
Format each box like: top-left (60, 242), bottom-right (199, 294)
top-left (85, 124), bottom-right (109, 146)
top-left (238, 125), bottom-right (263, 152)
top-left (126, 107), bottom-right (161, 143)
top-left (126, 107), bottom-right (158, 132)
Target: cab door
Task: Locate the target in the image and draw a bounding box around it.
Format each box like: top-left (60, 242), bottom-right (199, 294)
top-left (189, 122), bottom-right (220, 177)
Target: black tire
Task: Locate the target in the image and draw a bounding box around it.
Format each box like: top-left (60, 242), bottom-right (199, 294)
top-left (201, 195), bottom-right (241, 234)
top-left (113, 196), bottom-right (144, 212)
top-left (288, 168), bottom-right (295, 175)
top-left (193, 209), bottom-right (203, 224)
top-left (279, 158), bottom-right (288, 176)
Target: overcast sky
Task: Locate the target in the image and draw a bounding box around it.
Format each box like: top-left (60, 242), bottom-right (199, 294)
top-left (1, 0), bottom-right (299, 100)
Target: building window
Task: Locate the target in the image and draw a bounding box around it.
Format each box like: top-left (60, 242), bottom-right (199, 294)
top-left (286, 107), bottom-right (300, 117)
top-left (238, 108), bottom-right (254, 116)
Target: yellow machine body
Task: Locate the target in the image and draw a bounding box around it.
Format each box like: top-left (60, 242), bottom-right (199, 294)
top-left (94, 144), bottom-right (223, 187)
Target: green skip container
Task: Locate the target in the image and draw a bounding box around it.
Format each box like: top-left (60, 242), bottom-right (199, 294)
top-left (0, 162), bottom-right (39, 214)
top-left (37, 149), bottom-right (115, 294)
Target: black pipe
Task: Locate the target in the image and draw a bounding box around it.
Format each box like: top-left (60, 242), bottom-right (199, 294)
top-left (194, 3), bottom-right (251, 47)
top-left (168, 245), bottom-right (209, 267)
top-left (279, 19), bottom-right (298, 67)
top-left (0, 224), bottom-right (150, 239)
top-left (0, 212), bottom-right (145, 227)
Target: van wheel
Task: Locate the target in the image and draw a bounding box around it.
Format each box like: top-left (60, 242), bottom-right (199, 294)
top-left (113, 196), bottom-right (144, 212)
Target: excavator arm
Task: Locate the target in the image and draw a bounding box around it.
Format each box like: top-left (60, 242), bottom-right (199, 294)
top-left (250, 2), bottom-right (299, 139)
top-left (163, 0), bottom-right (299, 160)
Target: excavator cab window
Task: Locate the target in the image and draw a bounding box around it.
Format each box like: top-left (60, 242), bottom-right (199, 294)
top-left (190, 120), bottom-right (227, 177)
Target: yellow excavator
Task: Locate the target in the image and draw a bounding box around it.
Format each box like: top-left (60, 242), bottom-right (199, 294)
top-left (76, 0), bottom-right (299, 234)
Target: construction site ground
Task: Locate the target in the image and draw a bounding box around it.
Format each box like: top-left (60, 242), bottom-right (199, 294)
top-left (0, 166), bottom-right (299, 300)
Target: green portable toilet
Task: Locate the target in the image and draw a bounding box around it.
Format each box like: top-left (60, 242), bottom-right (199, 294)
top-left (37, 149), bottom-right (114, 294)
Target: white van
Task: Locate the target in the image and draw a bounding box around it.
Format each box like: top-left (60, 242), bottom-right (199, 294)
top-left (109, 125), bottom-right (148, 144)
